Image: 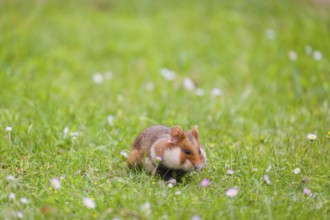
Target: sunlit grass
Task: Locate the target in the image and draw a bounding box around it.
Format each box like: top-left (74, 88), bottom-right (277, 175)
top-left (0, 0), bottom-right (329, 219)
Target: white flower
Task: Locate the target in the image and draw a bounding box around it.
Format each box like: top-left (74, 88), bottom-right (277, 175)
top-left (288, 51), bottom-right (297, 61)
top-left (50, 178), bottom-right (61, 190)
top-left (141, 202), bottom-right (151, 215)
top-left (167, 183), bottom-right (174, 188)
top-left (6, 175), bottom-right (15, 181)
top-left (70, 132), bottom-right (80, 138)
top-left (265, 28), bottom-right (276, 40)
top-left (226, 170), bottom-right (234, 175)
top-left (63, 126), bottom-right (69, 138)
top-left (120, 150), bottom-right (128, 158)
top-left (20, 197), bottom-right (29, 204)
top-left (175, 191), bottom-right (181, 195)
top-left (293, 167), bottom-right (301, 175)
top-left (195, 88), bottom-right (205, 96)
top-left (107, 115), bottom-right (114, 126)
top-left (83, 197), bottom-right (96, 209)
top-left (160, 68), bottom-right (176, 81)
top-left (6, 126), bottom-right (12, 132)
top-left (183, 77), bottom-right (196, 91)
top-left (8, 193), bottom-right (15, 200)
top-left (226, 188), bottom-right (239, 198)
top-left (266, 165), bottom-right (272, 173)
top-left (264, 175), bottom-right (271, 184)
top-left (93, 72), bottom-right (104, 84)
top-left (307, 133), bottom-right (317, 141)
top-left (17, 212), bottom-right (24, 219)
top-left (211, 88), bottom-right (223, 97)
top-left (144, 81), bottom-right (155, 91)
top-left (305, 45), bottom-right (313, 55)
top-left (313, 51), bottom-right (322, 61)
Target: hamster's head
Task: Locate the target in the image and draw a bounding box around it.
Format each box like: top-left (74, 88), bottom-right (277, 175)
top-left (162, 125), bottom-right (207, 171)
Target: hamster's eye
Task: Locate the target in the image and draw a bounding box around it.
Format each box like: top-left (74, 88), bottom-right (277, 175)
top-left (184, 149), bottom-right (191, 155)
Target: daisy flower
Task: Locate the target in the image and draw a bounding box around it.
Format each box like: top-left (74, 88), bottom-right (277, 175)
top-left (83, 197), bottom-right (96, 209)
top-left (183, 77), bottom-right (196, 91)
top-left (6, 175), bottom-right (15, 181)
top-left (293, 167), bottom-right (301, 175)
top-left (226, 188), bottom-right (239, 198)
top-left (191, 215), bottom-right (202, 220)
top-left (307, 134), bottom-right (317, 141)
top-left (93, 72), bottom-right (104, 84)
top-left (8, 193), bottom-right (15, 200)
top-left (63, 126), bottom-right (69, 138)
top-left (226, 169), bottom-right (234, 175)
top-left (313, 51), bottom-right (322, 61)
top-left (195, 88), bottom-right (205, 96)
top-left (161, 68), bottom-right (176, 81)
top-left (264, 175), bottom-right (271, 185)
top-left (303, 187), bottom-right (312, 196)
top-left (200, 178), bottom-right (210, 187)
top-left (288, 50), bottom-right (297, 61)
top-left (17, 212), bottom-right (24, 219)
top-left (144, 81), bottom-right (155, 91)
top-left (20, 197), bottom-right (29, 204)
top-left (211, 88), bottom-right (223, 97)
top-left (141, 202), bottom-right (151, 215)
top-left (50, 178), bottom-right (61, 190)
top-left (107, 115), bottom-right (115, 126)
top-left (120, 150), bottom-right (128, 158)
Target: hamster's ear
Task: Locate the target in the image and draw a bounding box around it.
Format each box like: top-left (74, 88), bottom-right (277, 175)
top-left (191, 125), bottom-right (199, 140)
top-left (171, 126), bottom-right (185, 143)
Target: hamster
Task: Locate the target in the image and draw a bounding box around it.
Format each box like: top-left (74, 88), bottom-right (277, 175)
top-left (127, 125), bottom-right (206, 181)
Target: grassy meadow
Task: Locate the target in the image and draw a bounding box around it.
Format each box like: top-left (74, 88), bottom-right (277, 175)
top-left (0, 0), bottom-right (329, 219)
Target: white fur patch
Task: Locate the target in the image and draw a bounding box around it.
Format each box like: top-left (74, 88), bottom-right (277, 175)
top-left (150, 145), bottom-right (156, 161)
top-left (144, 158), bottom-right (155, 173)
top-left (196, 148), bottom-right (207, 170)
top-left (182, 160), bottom-right (193, 171)
top-left (162, 147), bottom-right (181, 169)
top-left (200, 148), bottom-right (207, 163)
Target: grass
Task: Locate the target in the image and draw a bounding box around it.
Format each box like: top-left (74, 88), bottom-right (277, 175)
top-left (0, 0), bottom-right (329, 219)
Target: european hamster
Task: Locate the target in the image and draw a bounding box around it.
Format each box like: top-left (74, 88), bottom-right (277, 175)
top-left (127, 125), bottom-right (206, 181)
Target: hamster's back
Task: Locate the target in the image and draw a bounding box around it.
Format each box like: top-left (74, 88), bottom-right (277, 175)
top-left (133, 125), bottom-right (171, 151)
top-left (128, 125), bottom-right (170, 167)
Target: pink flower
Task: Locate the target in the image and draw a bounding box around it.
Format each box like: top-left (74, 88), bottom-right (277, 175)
top-left (200, 179), bottom-right (210, 187)
top-left (226, 170), bottom-right (234, 175)
top-left (226, 188), bottom-right (239, 198)
top-left (155, 156), bottom-right (163, 162)
top-left (303, 187), bottom-right (312, 196)
top-left (191, 215), bottom-right (202, 220)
